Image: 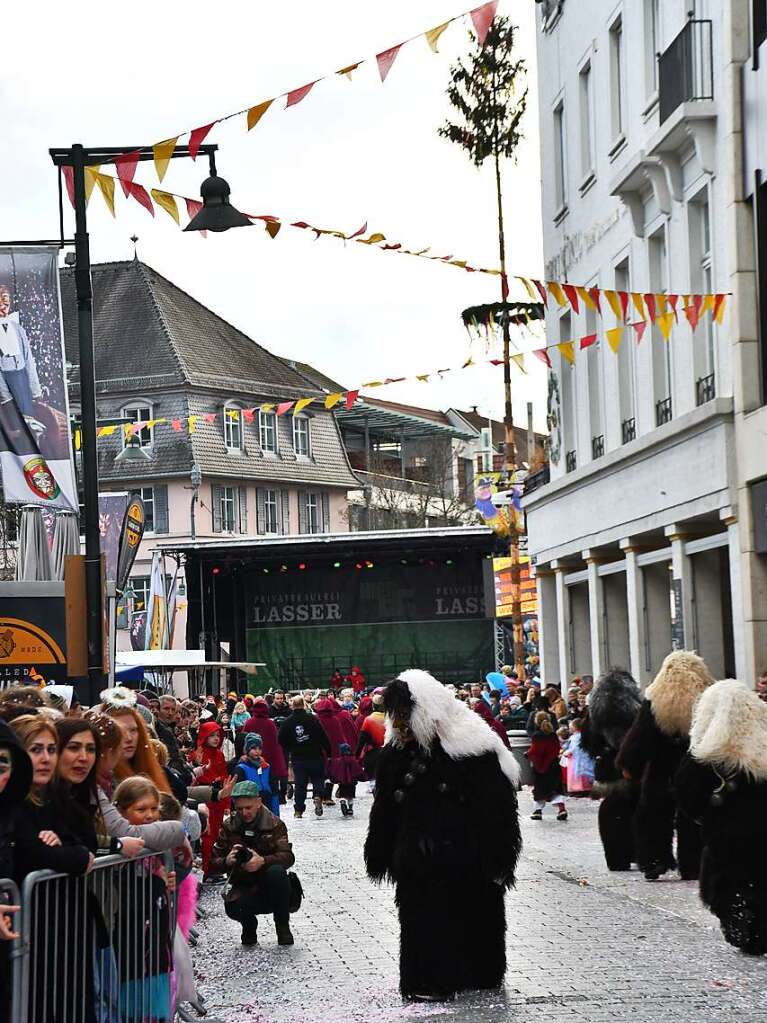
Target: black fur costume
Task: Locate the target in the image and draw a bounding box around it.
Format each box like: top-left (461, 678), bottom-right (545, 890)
top-left (675, 680), bottom-right (767, 954)
top-left (364, 671), bottom-right (521, 1001)
top-left (579, 668), bottom-right (642, 871)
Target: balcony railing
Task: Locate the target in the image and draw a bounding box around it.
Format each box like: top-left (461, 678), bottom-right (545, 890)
top-left (565, 450), bottom-right (577, 473)
top-left (591, 434), bottom-right (605, 459)
top-left (695, 372), bottom-right (716, 406)
top-left (524, 464), bottom-right (550, 496)
top-left (621, 417), bottom-right (636, 444)
top-left (655, 397), bottom-right (673, 426)
top-left (658, 18), bottom-right (713, 124)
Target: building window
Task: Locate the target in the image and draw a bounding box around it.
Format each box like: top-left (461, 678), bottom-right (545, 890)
top-left (609, 17), bottom-right (625, 143)
top-left (615, 258), bottom-right (636, 429)
top-left (645, 0), bottom-right (661, 96)
top-left (578, 62), bottom-right (595, 182)
top-left (122, 403), bottom-right (153, 448)
top-left (213, 484), bottom-right (248, 534)
top-left (257, 488), bottom-right (280, 535)
top-left (131, 486), bottom-right (154, 532)
top-left (649, 226), bottom-right (671, 418)
top-left (292, 415), bottom-right (310, 457)
top-left (221, 486), bottom-right (236, 532)
top-left (689, 189), bottom-right (716, 396)
top-left (553, 101), bottom-right (567, 214)
top-left (224, 404), bottom-right (243, 451)
top-left (259, 410), bottom-right (277, 453)
top-left (559, 312), bottom-right (577, 460)
top-left (585, 302), bottom-right (602, 455)
top-left (128, 484), bottom-right (168, 534)
top-left (129, 575), bottom-right (151, 614)
top-left (298, 491), bottom-right (330, 534)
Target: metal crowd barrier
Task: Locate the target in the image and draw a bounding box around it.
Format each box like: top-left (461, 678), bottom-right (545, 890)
top-left (7, 850), bottom-right (178, 1023)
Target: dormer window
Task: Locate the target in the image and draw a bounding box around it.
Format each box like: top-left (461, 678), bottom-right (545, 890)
top-left (121, 402), bottom-right (153, 448)
top-left (224, 403), bottom-right (243, 451)
top-left (259, 409), bottom-right (277, 454)
top-left (292, 415), bottom-right (310, 457)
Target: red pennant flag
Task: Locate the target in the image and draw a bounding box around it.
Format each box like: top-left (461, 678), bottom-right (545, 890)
top-left (489, 359), bottom-right (504, 366)
top-left (563, 284), bottom-right (580, 314)
top-left (204, 413), bottom-right (217, 424)
top-left (348, 222), bottom-right (367, 240)
top-left (684, 304), bottom-right (700, 332)
top-left (171, 418), bottom-right (182, 432)
top-left (589, 287), bottom-right (601, 313)
top-left (114, 151), bottom-right (140, 197)
top-left (668, 294), bottom-right (679, 319)
top-left (471, 1), bottom-right (498, 46)
top-left (189, 123), bottom-right (214, 160)
top-left (265, 221), bottom-right (282, 239)
top-left (185, 197), bottom-right (203, 221)
top-left (345, 390), bottom-right (359, 410)
top-left (243, 408), bottom-right (255, 423)
top-left (618, 291), bottom-right (630, 322)
top-left (286, 82), bottom-right (316, 107)
top-left (126, 181), bottom-right (155, 217)
top-left (579, 334), bottom-right (597, 350)
top-left (533, 348), bottom-right (552, 368)
top-left (643, 293), bottom-right (657, 323)
top-left (61, 166), bottom-right (75, 208)
top-left (713, 293), bottom-right (727, 322)
top-left (632, 321), bottom-right (647, 344)
top-left (533, 280), bottom-right (548, 306)
top-left (291, 221), bottom-right (310, 229)
top-left (376, 44), bottom-right (403, 82)
top-left (693, 294), bottom-right (704, 318)
top-left (276, 401), bottom-right (294, 416)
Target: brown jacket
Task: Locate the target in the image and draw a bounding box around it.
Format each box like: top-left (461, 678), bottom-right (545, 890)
top-left (209, 806), bottom-right (295, 902)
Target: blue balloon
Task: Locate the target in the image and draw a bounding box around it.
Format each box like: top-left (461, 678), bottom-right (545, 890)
top-left (485, 671), bottom-right (509, 697)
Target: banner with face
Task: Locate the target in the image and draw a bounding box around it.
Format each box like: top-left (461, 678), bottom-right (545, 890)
top-left (0, 247), bottom-right (77, 511)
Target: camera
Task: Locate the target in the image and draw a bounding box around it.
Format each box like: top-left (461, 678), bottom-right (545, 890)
top-left (234, 845), bottom-right (253, 866)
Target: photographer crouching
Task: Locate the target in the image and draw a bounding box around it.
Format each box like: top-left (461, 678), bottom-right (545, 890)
top-left (210, 780), bottom-right (296, 947)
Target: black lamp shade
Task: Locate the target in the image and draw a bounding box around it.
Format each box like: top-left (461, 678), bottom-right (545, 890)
top-left (184, 174), bottom-right (252, 233)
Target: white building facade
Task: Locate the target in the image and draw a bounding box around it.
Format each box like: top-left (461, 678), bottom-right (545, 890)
top-left (525, 0), bottom-right (766, 687)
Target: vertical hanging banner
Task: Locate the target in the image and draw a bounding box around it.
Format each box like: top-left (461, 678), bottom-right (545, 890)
top-left (115, 495), bottom-right (146, 593)
top-left (145, 550), bottom-right (168, 651)
top-left (0, 247), bottom-right (78, 512)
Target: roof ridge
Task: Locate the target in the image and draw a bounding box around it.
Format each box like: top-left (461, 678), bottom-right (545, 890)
top-left (134, 261), bottom-right (191, 384)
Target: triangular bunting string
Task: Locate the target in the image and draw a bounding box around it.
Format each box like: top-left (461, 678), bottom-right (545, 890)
top-left (657, 312), bottom-right (674, 341)
top-left (247, 99), bottom-right (274, 131)
top-left (150, 189), bottom-right (180, 225)
top-left (94, 173), bottom-right (116, 217)
top-left (606, 326), bottom-right (624, 354)
top-left (153, 137), bottom-right (178, 182)
top-left (376, 44), bottom-right (403, 82)
top-left (579, 334), bottom-right (597, 350)
top-left (188, 123), bottom-right (214, 159)
top-left (470, 1), bottom-right (498, 46)
top-left (425, 21), bottom-right (450, 52)
top-left (557, 341), bottom-right (575, 365)
top-left (286, 82), bottom-right (316, 108)
top-left (632, 321), bottom-right (647, 344)
top-left (114, 152), bottom-right (140, 197)
top-left (293, 397), bottom-right (315, 416)
top-left (126, 181), bottom-right (155, 217)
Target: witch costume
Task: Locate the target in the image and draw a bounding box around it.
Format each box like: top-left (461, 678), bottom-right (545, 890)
top-left (579, 668), bottom-right (643, 871)
top-left (675, 680), bottom-right (767, 955)
top-left (364, 670), bottom-right (521, 1002)
top-left (616, 650), bottom-right (714, 881)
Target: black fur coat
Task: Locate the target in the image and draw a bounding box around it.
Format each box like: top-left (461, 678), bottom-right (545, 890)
top-left (365, 738), bottom-right (520, 998)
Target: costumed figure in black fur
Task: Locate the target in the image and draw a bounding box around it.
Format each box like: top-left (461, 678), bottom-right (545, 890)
top-left (676, 680), bottom-right (767, 954)
top-left (579, 668), bottom-right (642, 871)
top-left (364, 669), bottom-right (521, 1003)
top-left (616, 650), bottom-right (714, 881)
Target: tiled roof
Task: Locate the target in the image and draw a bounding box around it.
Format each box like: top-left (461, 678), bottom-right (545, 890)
top-left (61, 260), bottom-right (320, 397)
top-left (280, 358), bottom-right (347, 395)
top-left (453, 408), bottom-right (547, 449)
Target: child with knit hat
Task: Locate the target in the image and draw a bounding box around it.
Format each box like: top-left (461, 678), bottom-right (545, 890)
top-left (234, 734), bottom-right (280, 815)
top-left (328, 741), bottom-right (364, 817)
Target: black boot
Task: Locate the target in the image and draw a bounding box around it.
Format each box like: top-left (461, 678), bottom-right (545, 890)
top-left (241, 919), bottom-right (258, 946)
top-left (340, 799), bottom-right (349, 816)
top-left (276, 921), bottom-right (294, 946)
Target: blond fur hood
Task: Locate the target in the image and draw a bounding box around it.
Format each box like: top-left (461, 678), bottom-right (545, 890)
top-left (690, 680), bottom-right (767, 781)
top-left (644, 650), bottom-right (715, 736)
top-left (385, 669), bottom-right (520, 787)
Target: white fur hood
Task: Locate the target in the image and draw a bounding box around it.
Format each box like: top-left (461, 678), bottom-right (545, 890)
top-left (690, 679), bottom-right (767, 781)
top-left (385, 669), bottom-right (520, 787)
top-left (645, 650), bottom-right (715, 736)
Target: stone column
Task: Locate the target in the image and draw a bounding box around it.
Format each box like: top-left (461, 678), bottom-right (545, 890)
top-left (535, 568), bottom-right (559, 684)
top-left (721, 506), bottom-right (746, 679)
top-left (620, 538), bottom-right (648, 686)
top-left (664, 524), bottom-right (695, 651)
top-left (552, 562), bottom-right (571, 691)
top-left (583, 551), bottom-right (606, 679)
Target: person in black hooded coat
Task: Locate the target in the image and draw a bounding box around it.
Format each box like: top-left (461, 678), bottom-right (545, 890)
top-left (579, 668), bottom-right (642, 871)
top-left (0, 719), bottom-right (32, 1023)
top-left (365, 670), bottom-right (521, 1003)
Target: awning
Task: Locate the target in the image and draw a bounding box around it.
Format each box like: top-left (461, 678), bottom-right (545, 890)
top-left (115, 649), bottom-right (265, 674)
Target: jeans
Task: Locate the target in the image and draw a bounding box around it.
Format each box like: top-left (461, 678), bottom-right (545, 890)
top-left (224, 865), bottom-right (291, 927)
top-left (292, 758), bottom-right (326, 813)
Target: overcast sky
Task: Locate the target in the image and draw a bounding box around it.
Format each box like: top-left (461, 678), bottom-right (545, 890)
top-left (3, 0), bottom-right (546, 428)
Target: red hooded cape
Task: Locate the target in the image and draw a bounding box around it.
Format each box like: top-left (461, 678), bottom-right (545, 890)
top-left (473, 700), bottom-right (512, 749)
top-left (241, 701), bottom-right (288, 777)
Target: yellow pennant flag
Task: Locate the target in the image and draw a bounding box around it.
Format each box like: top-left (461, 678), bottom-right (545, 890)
top-left (74, 429), bottom-right (81, 451)
top-left (260, 403), bottom-right (275, 413)
top-left (700, 294), bottom-right (715, 317)
top-left (632, 293), bottom-right (646, 320)
top-left (293, 397), bottom-right (315, 416)
top-left (324, 393), bottom-right (342, 409)
top-left (603, 290), bottom-right (623, 321)
top-left (95, 173), bottom-right (116, 217)
top-left (187, 415), bottom-right (200, 434)
top-left (153, 137), bottom-right (178, 182)
top-left (548, 282), bottom-right (567, 307)
top-left (84, 166), bottom-right (100, 202)
top-left (151, 189), bottom-right (180, 225)
top-left (362, 380), bottom-right (383, 388)
top-left (425, 20), bottom-right (450, 52)
top-left (517, 277), bottom-right (537, 301)
top-left (416, 374), bottom-right (430, 382)
top-left (606, 326), bottom-right (624, 353)
top-left (450, 260), bottom-right (468, 268)
top-left (657, 312), bottom-right (674, 341)
top-left (462, 357), bottom-right (474, 368)
top-left (576, 286), bottom-right (596, 311)
top-left (336, 63), bottom-right (361, 80)
top-left (357, 233), bottom-right (386, 245)
top-left (247, 99), bottom-right (274, 131)
top-left (511, 353), bottom-right (526, 373)
top-left (656, 293), bottom-right (668, 315)
top-left (557, 341), bottom-right (575, 364)
top-left (145, 419), bottom-right (166, 430)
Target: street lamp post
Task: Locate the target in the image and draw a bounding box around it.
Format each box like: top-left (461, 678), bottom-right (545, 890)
top-left (189, 464), bottom-right (202, 540)
top-left (49, 143), bottom-right (250, 705)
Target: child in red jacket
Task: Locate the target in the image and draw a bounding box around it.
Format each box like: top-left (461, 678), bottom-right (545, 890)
top-left (192, 721), bottom-right (230, 877)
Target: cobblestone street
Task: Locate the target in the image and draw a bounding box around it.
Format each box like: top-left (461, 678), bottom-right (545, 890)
top-left (193, 792), bottom-right (767, 1023)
